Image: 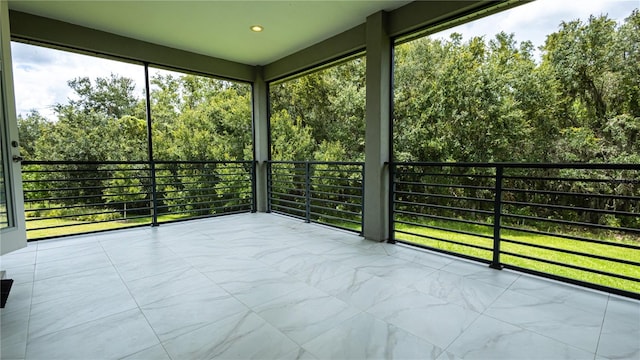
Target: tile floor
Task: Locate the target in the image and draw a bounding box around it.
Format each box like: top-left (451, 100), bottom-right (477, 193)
top-left (0, 213), bottom-right (638, 360)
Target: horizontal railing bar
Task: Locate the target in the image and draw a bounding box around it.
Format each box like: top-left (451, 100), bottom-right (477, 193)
top-left (310, 175), bottom-right (362, 182)
top-left (501, 237), bottom-right (640, 267)
top-left (308, 190), bottom-right (362, 199)
top-left (311, 183), bottom-right (361, 191)
top-left (160, 203), bottom-right (251, 215)
top-left (269, 191), bottom-right (306, 200)
top-left (24, 192), bottom-right (150, 203)
top-left (268, 198), bottom-right (305, 208)
top-left (22, 175), bottom-right (153, 183)
top-left (156, 209), bottom-right (252, 224)
top-left (396, 171), bottom-right (495, 179)
top-left (394, 191), bottom-right (494, 204)
top-left (395, 229), bottom-right (493, 252)
top-left (503, 175), bottom-right (639, 184)
top-left (25, 200), bottom-right (150, 213)
top-left (500, 264), bottom-right (640, 300)
top-left (395, 240), bottom-right (491, 265)
top-left (270, 205), bottom-right (306, 215)
top-left (309, 204), bottom-right (361, 217)
top-left (309, 197), bottom-right (361, 208)
top-left (395, 200), bottom-right (494, 215)
top-left (503, 187), bottom-right (639, 201)
top-left (27, 214), bottom-right (151, 231)
top-left (310, 212), bottom-right (361, 225)
top-left (157, 198), bottom-right (251, 210)
top-left (502, 213), bottom-right (640, 234)
top-left (394, 210), bottom-right (493, 228)
top-left (23, 160), bottom-right (150, 166)
top-left (502, 200), bottom-right (639, 217)
top-left (269, 161), bottom-right (363, 166)
top-left (392, 162), bottom-right (640, 170)
top-left (501, 251), bottom-right (640, 283)
top-left (269, 179), bottom-right (307, 186)
top-left (27, 206), bottom-right (151, 221)
top-left (395, 219), bottom-right (494, 240)
top-left (395, 180), bottom-right (495, 191)
top-left (501, 225), bottom-right (640, 250)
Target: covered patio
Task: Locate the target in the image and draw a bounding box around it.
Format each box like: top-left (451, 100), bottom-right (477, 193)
top-left (1, 213), bottom-right (638, 359)
top-left (1, 0), bottom-right (639, 359)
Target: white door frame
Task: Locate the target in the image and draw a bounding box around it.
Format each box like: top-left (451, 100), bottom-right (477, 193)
top-left (0, 0), bottom-right (27, 256)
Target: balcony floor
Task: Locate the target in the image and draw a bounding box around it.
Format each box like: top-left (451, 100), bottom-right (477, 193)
top-left (1, 213), bottom-right (638, 360)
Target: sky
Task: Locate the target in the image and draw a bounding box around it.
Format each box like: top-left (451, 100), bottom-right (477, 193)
top-left (10, 0), bottom-right (639, 121)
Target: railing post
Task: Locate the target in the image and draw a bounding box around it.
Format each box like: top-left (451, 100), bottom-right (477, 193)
top-left (305, 161), bottom-right (311, 223)
top-left (266, 161), bottom-right (272, 213)
top-left (490, 165), bottom-right (504, 269)
top-left (387, 162), bottom-right (395, 244)
top-left (251, 160), bottom-right (257, 213)
top-left (150, 160), bottom-right (158, 226)
top-left (360, 163), bottom-right (365, 235)
top-left (144, 63), bottom-right (158, 227)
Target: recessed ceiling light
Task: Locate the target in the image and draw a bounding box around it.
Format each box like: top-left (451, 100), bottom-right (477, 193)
top-left (250, 25), bottom-right (264, 32)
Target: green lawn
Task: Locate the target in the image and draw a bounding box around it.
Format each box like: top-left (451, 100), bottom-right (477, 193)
top-left (26, 213), bottom-right (191, 240)
top-left (395, 220), bottom-right (640, 294)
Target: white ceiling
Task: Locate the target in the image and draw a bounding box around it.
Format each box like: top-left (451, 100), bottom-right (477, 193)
top-left (8, 0), bottom-right (412, 66)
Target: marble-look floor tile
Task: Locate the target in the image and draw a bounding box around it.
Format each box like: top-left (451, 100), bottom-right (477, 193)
top-left (597, 297), bottom-right (640, 360)
top-left (508, 275), bottom-right (609, 314)
top-left (389, 245), bottom-right (453, 269)
top-left (321, 246), bottom-right (388, 268)
top-left (485, 289), bottom-right (604, 353)
top-left (0, 282), bottom-right (33, 314)
top-left (34, 250), bottom-right (112, 281)
top-left (35, 242), bottom-right (104, 264)
top-left (29, 267), bottom-right (137, 339)
top-left (440, 260), bottom-right (520, 289)
top-left (1, 264), bottom-right (35, 285)
top-left (435, 351), bottom-right (462, 360)
top-left (412, 270), bottom-right (505, 312)
top-left (303, 312), bottom-right (443, 360)
top-left (357, 256), bottom-right (436, 288)
top-left (367, 289), bottom-right (480, 349)
top-left (30, 266), bottom-right (123, 305)
top-left (1, 307), bottom-right (30, 360)
top-left (317, 269), bottom-right (407, 310)
top-left (162, 311), bottom-right (298, 360)
top-left (141, 286), bottom-right (248, 341)
top-left (216, 268), bottom-right (309, 308)
top-left (26, 309), bottom-right (158, 360)
top-left (125, 267), bottom-right (216, 306)
top-left (111, 253), bottom-right (190, 282)
top-left (286, 257), bottom-right (355, 287)
top-left (120, 344), bottom-right (171, 360)
top-left (283, 347), bottom-right (319, 360)
top-left (254, 287), bottom-right (360, 345)
top-left (446, 315), bottom-right (594, 359)
top-left (0, 250), bottom-right (37, 269)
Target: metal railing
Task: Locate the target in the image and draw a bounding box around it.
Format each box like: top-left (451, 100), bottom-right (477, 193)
top-left (22, 160), bottom-right (254, 240)
top-left (390, 162), bottom-right (640, 298)
top-left (268, 161), bottom-right (364, 233)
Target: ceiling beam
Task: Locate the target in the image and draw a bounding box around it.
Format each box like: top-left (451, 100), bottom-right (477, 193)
top-left (8, 10), bottom-right (256, 82)
top-left (263, 23), bottom-right (366, 83)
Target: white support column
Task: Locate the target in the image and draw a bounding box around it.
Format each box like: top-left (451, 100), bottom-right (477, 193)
top-left (253, 66), bottom-right (269, 212)
top-left (363, 11), bottom-right (391, 242)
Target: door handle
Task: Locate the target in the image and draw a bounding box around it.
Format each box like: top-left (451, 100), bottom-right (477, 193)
top-left (12, 155), bottom-right (24, 163)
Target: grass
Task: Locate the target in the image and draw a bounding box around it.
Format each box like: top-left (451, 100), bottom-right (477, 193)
top-left (26, 213), bottom-right (193, 240)
top-left (395, 219), bottom-right (640, 294)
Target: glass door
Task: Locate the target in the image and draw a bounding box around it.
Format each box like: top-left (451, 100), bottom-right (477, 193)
top-left (0, 0), bottom-right (26, 255)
